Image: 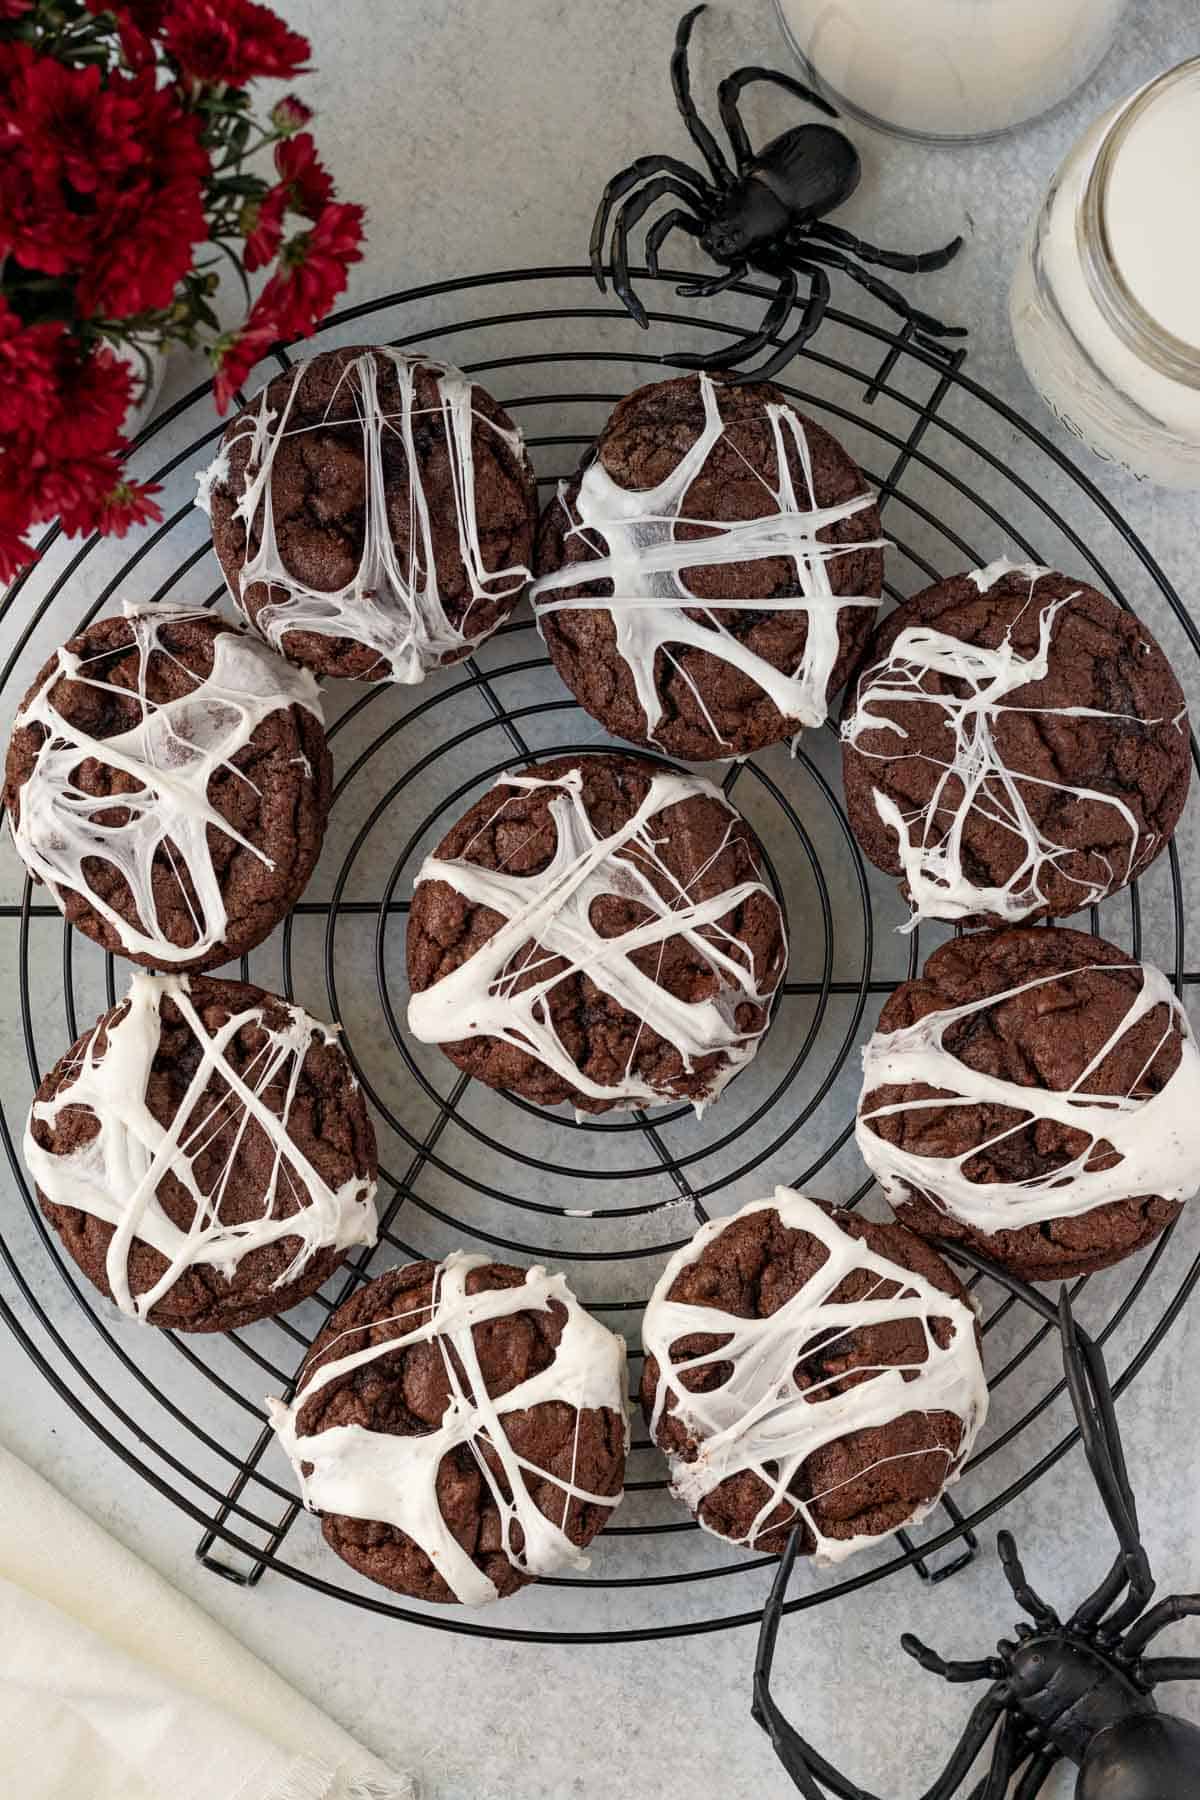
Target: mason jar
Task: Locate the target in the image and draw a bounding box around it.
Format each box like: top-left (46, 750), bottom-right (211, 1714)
top-left (1010, 59), bottom-right (1200, 489)
top-left (772, 0), bottom-right (1125, 141)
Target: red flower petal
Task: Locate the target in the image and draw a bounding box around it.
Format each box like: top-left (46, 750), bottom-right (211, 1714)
top-left (161, 0), bottom-right (311, 86)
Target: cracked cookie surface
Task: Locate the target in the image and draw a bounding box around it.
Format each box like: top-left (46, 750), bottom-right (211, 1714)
top-left (533, 375), bottom-right (884, 760)
top-left (30, 976), bottom-right (377, 1331)
top-left (3, 611), bottom-right (331, 970)
top-left (858, 927), bottom-right (1186, 1280)
top-left (841, 568), bottom-right (1190, 926)
top-left (293, 1260), bottom-right (627, 1603)
top-left (640, 1200), bottom-right (978, 1554)
top-left (405, 752), bottom-right (787, 1113)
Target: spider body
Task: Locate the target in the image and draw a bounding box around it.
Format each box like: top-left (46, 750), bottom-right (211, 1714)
top-left (998, 1632), bottom-right (1153, 1758)
top-left (753, 1290), bottom-right (1200, 1798)
top-left (591, 7), bottom-right (963, 381)
top-left (698, 124), bottom-right (861, 263)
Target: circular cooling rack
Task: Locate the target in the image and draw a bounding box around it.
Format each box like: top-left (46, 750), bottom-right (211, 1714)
top-left (2, 266), bottom-right (1200, 1646)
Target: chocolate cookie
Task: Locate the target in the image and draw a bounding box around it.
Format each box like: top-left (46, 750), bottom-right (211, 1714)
top-left (857, 927), bottom-right (1200, 1281)
top-left (841, 560), bottom-right (1190, 927)
top-left (25, 973), bottom-right (378, 1331)
top-left (531, 372), bottom-right (884, 760)
top-left (3, 607), bottom-right (331, 971)
top-left (201, 346), bottom-right (539, 684)
top-left (269, 1256), bottom-right (628, 1604)
top-left (640, 1190), bottom-right (986, 1559)
top-left (405, 751), bottom-right (788, 1114)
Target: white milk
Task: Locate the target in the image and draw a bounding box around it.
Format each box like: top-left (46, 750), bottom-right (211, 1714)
top-left (773, 0), bottom-right (1125, 139)
top-left (1010, 61), bottom-right (1200, 488)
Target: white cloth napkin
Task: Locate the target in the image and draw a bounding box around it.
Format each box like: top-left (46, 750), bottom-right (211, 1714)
top-left (0, 1443), bottom-right (418, 1800)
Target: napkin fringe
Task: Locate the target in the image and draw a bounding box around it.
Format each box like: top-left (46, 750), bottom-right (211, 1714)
top-left (269, 1759), bottom-right (418, 1800)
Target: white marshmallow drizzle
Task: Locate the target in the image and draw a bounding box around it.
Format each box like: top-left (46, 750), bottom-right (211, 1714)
top-left (8, 605), bottom-right (323, 966)
top-left (858, 958), bottom-right (1200, 1235)
top-left (24, 972), bottom-right (378, 1320)
top-left (198, 349), bottom-right (533, 684)
top-left (842, 559), bottom-right (1180, 927)
top-left (268, 1253), bottom-right (629, 1606)
top-left (529, 373), bottom-right (884, 751)
top-left (406, 766), bottom-right (785, 1114)
top-left (642, 1190), bottom-right (986, 1564)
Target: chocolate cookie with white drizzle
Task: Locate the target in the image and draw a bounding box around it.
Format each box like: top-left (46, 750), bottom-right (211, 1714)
top-left (405, 752), bottom-right (788, 1115)
top-left (3, 606), bottom-right (331, 971)
top-left (200, 346), bottom-right (539, 684)
top-left (268, 1255), bottom-right (628, 1605)
top-left (531, 373), bottom-right (884, 760)
top-left (857, 927), bottom-right (1200, 1282)
top-left (26, 973), bottom-right (378, 1331)
top-left (640, 1190), bottom-right (986, 1560)
top-left (841, 561), bottom-right (1190, 928)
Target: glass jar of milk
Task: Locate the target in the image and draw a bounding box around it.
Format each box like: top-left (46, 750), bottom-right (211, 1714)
top-left (772, 0), bottom-right (1125, 140)
top-left (1010, 60), bottom-right (1200, 490)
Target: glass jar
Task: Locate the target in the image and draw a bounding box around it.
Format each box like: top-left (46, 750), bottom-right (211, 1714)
top-left (1010, 60), bottom-right (1200, 489)
top-left (772, 0), bottom-right (1125, 142)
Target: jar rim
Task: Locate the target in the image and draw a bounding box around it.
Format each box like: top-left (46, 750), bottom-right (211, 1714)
top-left (1081, 57), bottom-right (1200, 389)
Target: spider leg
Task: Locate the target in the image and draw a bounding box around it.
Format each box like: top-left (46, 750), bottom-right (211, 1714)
top-left (676, 262), bottom-right (748, 298)
top-left (645, 207), bottom-right (704, 277)
top-left (737, 261), bottom-right (830, 381)
top-left (973, 1715), bottom-right (1026, 1800)
top-left (590, 155), bottom-right (714, 291)
top-left (798, 242), bottom-right (968, 338)
top-left (610, 175), bottom-right (714, 327)
top-left (752, 1526), bottom-right (882, 1799)
top-left (669, 266), bottom-right (798, 370)
top-left (1124, 1593), bottom-right (1200, 1659)
top-left (1059, 1291), bottom-right (1155, 1638)
top-left (717, 66), bottom-right (837, 167)
top-left (901, 1634), bottom-right (1006, 1684)
top-left (671, 259), bottom-right (829, 381)
top-left (915, 1683), bottom-right (1012, 1800)
top-left (997, 1530), bottom-right (1060, 1629)
top-left (1012, 1747), bottom-right (1059, 1799)
top-left (671, 6), bottom-right (734, 186)
top-left (808, 220), bottom-right (963, 274)
top-left (1138, 1656), bottom-right (1200, 1685)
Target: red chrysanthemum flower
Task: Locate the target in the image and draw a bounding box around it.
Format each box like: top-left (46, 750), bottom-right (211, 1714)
top-left (274, 132), bottom-right (333, 220)
top-left (14, 447), bottom-right (120, 531)
top-left (0, 520), bottom-right (35, 584)
top-left (75, 75), bottom-right (210, 315)
top-left (45, 344), bottom-right (134, 458)
top-left (255, 201), bottom-right (364, 341)
top-left (84, 1), bottom-right (167, 71)
top-left (92, 475), bottom-right (162, 536)
top-left (242, 184), bottom-right (287, 274)
top-left (161, 0), bottom-right (310, 87)
top-left (211, 319), bottom-right (276, 413)
top-left (0, 300), bottom-right (69, 436)
top-left (23, 58), bottom-right (146, 197)
top-left (270, 94), bottom-right (312, 136)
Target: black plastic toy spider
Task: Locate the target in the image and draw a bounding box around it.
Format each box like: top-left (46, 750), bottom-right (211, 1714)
top-left (754, 1290), bottom-right (1200, 1798)
top-left (590, 6), bottom-right (966, 382)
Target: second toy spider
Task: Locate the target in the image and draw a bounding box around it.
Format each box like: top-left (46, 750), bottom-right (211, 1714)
top-left (592, 6), bottom-right (965, 380)
top-left (754, 1289), bottom-right (1200, 1798)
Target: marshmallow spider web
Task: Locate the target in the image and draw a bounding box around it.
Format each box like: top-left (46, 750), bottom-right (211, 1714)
top-left (842, 560), bottom-right (1183, 928)
top-left (530, 373), bottom-right (885, 751)
top-left (406, 765), bottom-right (786, 1113)
top-left (642, 1190), bottom-right (987, 1564)
top-left (198, 349), bottom-right (534, 684)
top-left (25, 972), bottom-right (378, 1320)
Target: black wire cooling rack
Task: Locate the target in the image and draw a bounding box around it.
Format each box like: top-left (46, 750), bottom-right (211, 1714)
top-left (2, 265), bottom-right (1200, 1647)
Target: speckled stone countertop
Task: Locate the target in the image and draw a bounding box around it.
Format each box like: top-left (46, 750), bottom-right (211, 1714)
top-left (2, 4), bottom-right (1199, 1797)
